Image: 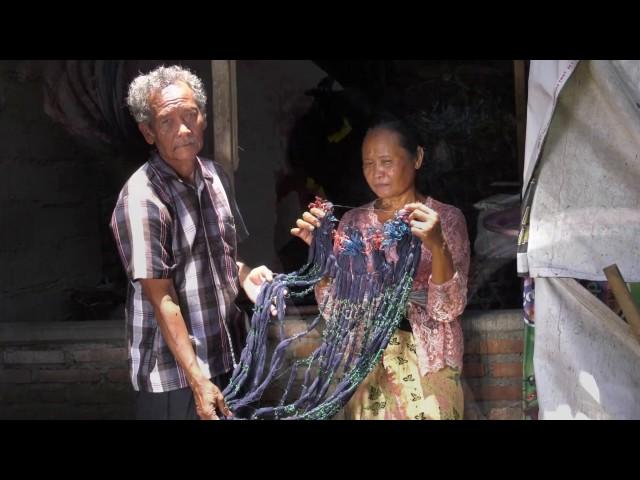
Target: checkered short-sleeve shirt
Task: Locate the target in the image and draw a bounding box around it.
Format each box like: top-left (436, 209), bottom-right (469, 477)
top-left (111, 152), bottom-right (248, 392)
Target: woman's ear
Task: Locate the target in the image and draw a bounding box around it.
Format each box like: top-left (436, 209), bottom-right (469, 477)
top-left (415, 145), bottom-right (424, 170)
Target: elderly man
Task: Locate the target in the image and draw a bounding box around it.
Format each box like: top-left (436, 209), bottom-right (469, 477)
top-left (111, 65), bottom-right (271, 420)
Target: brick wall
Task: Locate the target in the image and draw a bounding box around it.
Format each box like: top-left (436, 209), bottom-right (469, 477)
top-left (461, 310), bottom-right (524, 420)
top-left (0, 310), bottom-right (523, 420)
top-left (0, 321), bottom-right (133, 419)
top-left (261, 308), bottom-right (523, 420)
top-left (0, 61), bottom-right (111, 324)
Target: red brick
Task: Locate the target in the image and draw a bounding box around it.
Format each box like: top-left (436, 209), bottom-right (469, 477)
top-left (269, 324), bottom-right (322, 342)
top-left (66, 385), bottom-right (132, 405)
top-left (0, 403), bottom-right (132, 420)
top-left (4, 350), bottom-right (64, 364)
top-left (292, 340), bottom-right (319, 359)
top-left (491, 362), bottom-right (522, 378)
top-left (462, 363), bottom-right (485, 378)
top-left (0, 369), bottom-right (31, 383)
top-left (106, 369), bottom-right (130, 384)
top-left (36, 369), bottom-right (101, 383)
top-left (282, 320), bottom-right (308, 337)
top-left (465, 338), bottom-right (523, 354)
top-left (0, 385), bottom-right (66, 404)
top-left (488, 407), bottom-right (522, 420)
top-left (72, 348), bottom-right (126, 364)
top-left (469, 384), bottom-right (522, 401)
top-left (41, 390), bottom-right (67, 403)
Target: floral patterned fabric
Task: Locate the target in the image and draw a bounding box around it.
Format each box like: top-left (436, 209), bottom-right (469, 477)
top-left (343, 330), bottom-right (464, 420)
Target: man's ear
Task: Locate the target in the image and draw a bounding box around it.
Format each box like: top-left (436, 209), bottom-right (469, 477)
top-left (202, 112), bottom-right (208, 130)
top-left (138, 122), bottom-right (155, 145)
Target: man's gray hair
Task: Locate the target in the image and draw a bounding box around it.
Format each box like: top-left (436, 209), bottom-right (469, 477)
top-left (126, 65), bottom-right (207, 124)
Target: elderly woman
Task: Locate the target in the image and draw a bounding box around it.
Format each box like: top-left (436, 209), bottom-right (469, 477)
top-left (291, 114), bottom-right (470, 420)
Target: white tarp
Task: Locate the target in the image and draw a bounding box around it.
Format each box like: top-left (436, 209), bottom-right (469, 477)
top-left (522, 60), bottom-right (578, 190)
top-left (525, 60), bottom-right (640, 281)
top-left (534, 277), bottom-right (640, 419)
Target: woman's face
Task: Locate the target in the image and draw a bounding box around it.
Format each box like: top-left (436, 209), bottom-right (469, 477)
top-left (362, 128), bottom-right (423, 200)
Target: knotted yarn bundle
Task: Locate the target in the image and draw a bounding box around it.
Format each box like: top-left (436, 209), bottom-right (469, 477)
top-left (222, 198), bottom-right (422, 419)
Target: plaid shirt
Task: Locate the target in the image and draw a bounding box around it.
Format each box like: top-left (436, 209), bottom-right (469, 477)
top-left (110, 152), bottom-right (248, 392)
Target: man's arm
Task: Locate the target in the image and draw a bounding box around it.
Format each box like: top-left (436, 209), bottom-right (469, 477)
top-left (139, 278), bottom-right (231, 420)
top-left (236, 260), bottom-right (251, 286)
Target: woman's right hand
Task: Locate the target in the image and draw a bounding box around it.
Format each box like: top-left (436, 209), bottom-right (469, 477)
top-left (290, 207), bottom-right (326, 246)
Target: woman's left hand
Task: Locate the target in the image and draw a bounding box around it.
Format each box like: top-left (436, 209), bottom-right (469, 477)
top-left (404, 202), bottom-right (446, 251)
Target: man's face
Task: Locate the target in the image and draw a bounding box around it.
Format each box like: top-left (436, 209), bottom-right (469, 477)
top-left (139, 81), bottom-right (206, 166)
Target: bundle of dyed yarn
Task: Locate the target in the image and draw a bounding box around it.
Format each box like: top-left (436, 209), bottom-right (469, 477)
top-left (222, 198), bottom-right (422, 419)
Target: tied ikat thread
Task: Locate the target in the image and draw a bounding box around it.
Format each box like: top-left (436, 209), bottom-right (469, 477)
top-left (222, 197), bottom-right (422, 419)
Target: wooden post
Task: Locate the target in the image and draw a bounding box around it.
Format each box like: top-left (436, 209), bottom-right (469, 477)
top-left (603, 264), bottom-right (640, 343)
top-left (211, 60), bottom-right (239, 182)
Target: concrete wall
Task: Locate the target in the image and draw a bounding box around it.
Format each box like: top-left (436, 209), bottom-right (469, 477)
top-left (235, 60), bottom-right (328, 271)
top-left (0, 60), bottom-right (215, 324)
top-left (0, 61), bottom-right (106, 323)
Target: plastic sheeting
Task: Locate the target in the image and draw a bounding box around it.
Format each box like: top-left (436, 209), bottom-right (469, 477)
top-left (525, 60), bottom-right (640, 281)
top-left (534, 277), bottom-right (640, 419)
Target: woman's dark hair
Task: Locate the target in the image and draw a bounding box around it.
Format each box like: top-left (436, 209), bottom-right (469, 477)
top-left (366, 111), bottom-right (423, 156)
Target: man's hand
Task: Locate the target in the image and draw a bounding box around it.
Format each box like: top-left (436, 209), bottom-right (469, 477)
top-left (140, 278), bottom-right (231, 418)
top-left (242, 265), bottom-right (274, 304)
top-left (191, 377), bottom-right (232, 420)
